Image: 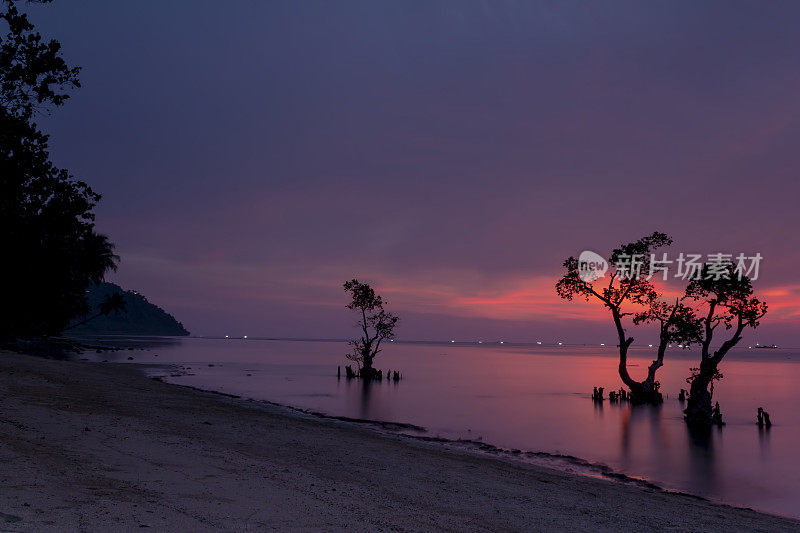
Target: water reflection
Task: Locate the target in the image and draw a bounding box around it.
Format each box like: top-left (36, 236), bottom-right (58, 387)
top-left (358, 378), bottom-right (372, 419)
top-left (76, 337), bottom-right (800, 518)
top-left (341, 375), bottom-right (382, 421)
top-left (758, 425), bottom-right (771, 460)
top-left (686, 424), bottom-right (720, 494)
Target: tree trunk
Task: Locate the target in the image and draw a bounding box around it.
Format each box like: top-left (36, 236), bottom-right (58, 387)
top-left (360, 351), bottom-right (375, 380)
top-left (619, 332), bottom-right (664, 405)
top-left (62, 311), bottom-right (103, 332)
top-left (626, 380), bottom-right (662, 404)
top-left (614, 311), bottom-right (664, 405)
top-left (684, 359), bottom-right (715, 427)
top-left (626, 349), bottom-right (666, 404)
top-left (616, 358), bottom-right (663, 404)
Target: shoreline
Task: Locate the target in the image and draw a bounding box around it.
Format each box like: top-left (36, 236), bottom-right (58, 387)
top-left (167, 379), bottom-right (666, 492)
top-left (156, 375), bottom-right (779, 517)
top-left (2, 350), bottom-right (798, 531)
top-left (148, 364), bottom-right (785, 515)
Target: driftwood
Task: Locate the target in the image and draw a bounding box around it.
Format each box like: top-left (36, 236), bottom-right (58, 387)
top-left (594, 387), bottom-right (641, 404)
top-left (342, 365), bottom-right (402, 382)
top-left (757, 407), bottom-right (772, 428)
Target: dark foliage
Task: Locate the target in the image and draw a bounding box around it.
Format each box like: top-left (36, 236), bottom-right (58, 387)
top-left (556, 232), bottom-right (768, 421)
top-left (0, 0), bottom-right (116, 341)
top-left (556, 232), bottom-right (700, 404)
top-left (343, 279), bottom-right (398, 379)
top-left (65, 282), bottom-right (189, 336)
top-left (62, 289), bottom-right (127, 332)
top-left (682, 264), bottom-right (767, 427)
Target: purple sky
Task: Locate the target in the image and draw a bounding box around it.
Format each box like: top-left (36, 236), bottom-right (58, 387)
top-left (32, 1), bottom-right (800, 344)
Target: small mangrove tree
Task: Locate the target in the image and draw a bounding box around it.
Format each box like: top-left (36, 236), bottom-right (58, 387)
top-left (343, 279), bottom-right (398, 380)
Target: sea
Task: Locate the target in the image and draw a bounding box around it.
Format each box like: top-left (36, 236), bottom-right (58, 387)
top-left (77, 336), bottom-right (800, 519)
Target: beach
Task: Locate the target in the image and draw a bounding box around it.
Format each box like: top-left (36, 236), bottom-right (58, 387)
top-left (0, 351), bottom-right (797, 532)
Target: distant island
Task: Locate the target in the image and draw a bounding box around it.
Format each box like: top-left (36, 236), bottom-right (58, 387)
top-left (67, 282), bottom-right (190, 336)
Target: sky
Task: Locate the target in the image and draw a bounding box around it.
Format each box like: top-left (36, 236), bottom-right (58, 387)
top-left (28, 1), bottom-right (800, 345)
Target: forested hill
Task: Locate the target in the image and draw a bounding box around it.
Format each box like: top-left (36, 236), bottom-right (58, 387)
top-left (68, 282), bottom-right (190, 336)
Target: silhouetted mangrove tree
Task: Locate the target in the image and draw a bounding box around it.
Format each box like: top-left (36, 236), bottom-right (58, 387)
top-left (556, 232), bottom-right (699, 404)
top-left (682, 264), bottom-right (767, 427)
top-left (343, 279), bottom-right (399, 380)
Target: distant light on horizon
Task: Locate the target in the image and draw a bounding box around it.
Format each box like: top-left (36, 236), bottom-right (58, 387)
top-left (536, 341), bottom-right (542, 345)
top-left (500, 341), bottom-right (504, 344)
top-left (558, 342), bottom-right (563, 346)
top-left (243, 335), bottom-right (247, 339)
top-left (600, 343), bottom-right (605, 346)
top-left (649, 344), bottom-right (653, 347)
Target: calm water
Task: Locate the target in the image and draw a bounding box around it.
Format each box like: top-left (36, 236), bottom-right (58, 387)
top-left (82, 337), bottom-right (800, 518)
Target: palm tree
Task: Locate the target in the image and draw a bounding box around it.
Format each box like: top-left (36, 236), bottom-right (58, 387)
top-left (63, 292), bottom-right (127, 332)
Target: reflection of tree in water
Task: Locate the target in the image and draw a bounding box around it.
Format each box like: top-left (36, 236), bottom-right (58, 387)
top-left (343, 376), bottom-right (375, 420)
top-left (686, 424), bottom-right (719, 494)
top-left (619, 405), bottom-right (667, 467)
top-left (617, 406), bottom-right (719, 495)
top-left (359, 379), bottom-right (373, 420)
top-left (758, 425), bottom-right (771, 461)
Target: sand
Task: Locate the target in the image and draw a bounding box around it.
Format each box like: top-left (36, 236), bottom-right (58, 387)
top-left (0, 351), bottom-right (797, 532)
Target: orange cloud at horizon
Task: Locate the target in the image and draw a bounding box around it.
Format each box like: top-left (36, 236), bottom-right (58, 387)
top-left (116, 253), bottom-right (800, 333)
top-left (379, 274), bottom-right (615, 324)
top-left (380, 274), bottom-right (800, 326)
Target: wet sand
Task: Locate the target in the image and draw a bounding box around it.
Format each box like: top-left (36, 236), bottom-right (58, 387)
top-left (0, 351), bottom-right (797, 531)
